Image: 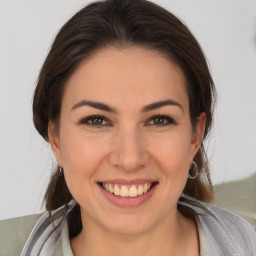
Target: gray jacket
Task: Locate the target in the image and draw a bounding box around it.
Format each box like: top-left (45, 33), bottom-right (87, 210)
top-left (1, 195), bottom-right (255, 255)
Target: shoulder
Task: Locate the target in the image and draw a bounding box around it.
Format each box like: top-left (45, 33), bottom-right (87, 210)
top-left (179, 194), bottom-right (256, 255)
top-left (0, 213), bottom-right (42, 255)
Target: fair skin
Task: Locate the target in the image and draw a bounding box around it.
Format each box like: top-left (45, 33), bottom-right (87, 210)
top-left (49, 47), bottom-right (206, 256)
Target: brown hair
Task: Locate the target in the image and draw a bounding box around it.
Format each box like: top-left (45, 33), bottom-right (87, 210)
top-left (33, 0), bottom-right (216, 237)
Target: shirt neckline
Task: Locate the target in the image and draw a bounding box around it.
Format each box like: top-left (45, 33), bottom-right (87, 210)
top-left (59, 217), bottom-right (213, 256)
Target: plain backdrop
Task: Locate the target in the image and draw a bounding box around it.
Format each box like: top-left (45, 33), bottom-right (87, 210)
top-left (0, 0), bottom-right (256, 220)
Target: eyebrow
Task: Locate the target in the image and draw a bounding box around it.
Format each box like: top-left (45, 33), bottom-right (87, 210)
top-left (71, 100), bottom-right (118, 113)
top-left (71, 99), bottom-right (184, 113)
top-left (141, 99), bottom-right (184, 113)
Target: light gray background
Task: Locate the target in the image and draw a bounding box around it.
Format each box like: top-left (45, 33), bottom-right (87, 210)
top-left (0, 0), bottom-right (255, 220)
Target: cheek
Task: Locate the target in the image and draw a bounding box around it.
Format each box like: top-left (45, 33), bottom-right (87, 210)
top-left (59, 131), bottom-right (108, 191)
top-left (149, 133), bottom-right (192, 174)
top-left (147, 131), bottom-right (192, 200)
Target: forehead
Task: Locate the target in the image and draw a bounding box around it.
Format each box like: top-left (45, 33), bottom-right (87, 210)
top-left (63, 46), bottom-right (189, 111)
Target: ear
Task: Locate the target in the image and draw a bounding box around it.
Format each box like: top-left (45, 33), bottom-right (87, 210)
top-left (190, 112), bottom-right (206, 158)
top-left (48, 121), bottom-right (63, 167)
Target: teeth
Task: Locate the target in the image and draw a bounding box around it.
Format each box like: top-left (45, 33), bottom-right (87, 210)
top-left (109, 184), bottom-right (114, 193)
top-left (143, 184), bottom-right (148, 193)
top-left (114, 184), bottom-right (120, 196)
top-left (120, 186), bottom-right (129, 197)
top-left (102, 182), bottom-right (153, 197)
top-left (128, 185), bottom-right (138, 197)
top-left (137, 185), bottom-right (144, 195)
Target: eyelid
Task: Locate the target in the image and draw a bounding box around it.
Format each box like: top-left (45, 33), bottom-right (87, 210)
top-left (147, 114), bottom-right (177, 126)
top-left (79, 115), bottom-right (111, 126)
top-left (79, 114), bottom-right (177, 127)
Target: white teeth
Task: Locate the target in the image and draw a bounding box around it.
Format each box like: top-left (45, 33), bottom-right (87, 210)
top-left (143, 184), bottom-right (148, 193)
top-left (129, 185), bottom-right (138, 197)
top-left (114, 184), bottom-right (120, 196)
top-left (137, 185), bottom-right (144, 195)
top-left (120, 186), bottom-right (129, 197)
top-left (102, 182), bottom-right (153, 197)
top-left (109, 184), bottom-right (114, 193)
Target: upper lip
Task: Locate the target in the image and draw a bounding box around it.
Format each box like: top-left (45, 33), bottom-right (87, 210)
top-left (98, 179), bottom-right (158, 185)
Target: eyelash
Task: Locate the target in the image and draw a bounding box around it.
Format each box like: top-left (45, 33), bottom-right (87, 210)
top-left (79, 115), bottom-right (177, 127)
top-left (80, 115), bottom-right (110, 127)
top-left (148, 115), bottom-right (177, 126)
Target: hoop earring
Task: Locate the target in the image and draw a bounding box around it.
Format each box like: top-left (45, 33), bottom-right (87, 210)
top-left (59, 166), bottom-right (63, 176)
top-left (188, 161), bottom-right (199, 180)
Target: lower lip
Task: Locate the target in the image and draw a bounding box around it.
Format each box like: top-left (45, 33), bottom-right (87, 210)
top-left (99, 183), bottom-right (157, 208)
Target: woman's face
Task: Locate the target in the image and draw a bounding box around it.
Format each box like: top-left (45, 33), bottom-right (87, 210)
top-left (49, 47), bottom-right (205, 235)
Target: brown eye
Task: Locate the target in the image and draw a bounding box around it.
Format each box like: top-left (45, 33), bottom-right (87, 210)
top-left (90, 117), bottom-right (104, 125)
top-left (80, 115), bottom-right (109, 126)
top-left (148, 115), bottom-right (176, 126)
top-left (153, 117), bottom-right (166, 125)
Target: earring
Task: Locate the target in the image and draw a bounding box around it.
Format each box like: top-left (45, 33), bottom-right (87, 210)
top-left (188, 161), bottom-right (199, 180)
top-left (59, 166), bottom-right (63, 176)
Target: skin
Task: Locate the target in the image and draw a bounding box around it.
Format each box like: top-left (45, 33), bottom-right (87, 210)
top-left (49, 47), bottom-right (205, 256)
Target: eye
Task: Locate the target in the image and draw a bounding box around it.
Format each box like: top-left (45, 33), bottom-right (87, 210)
top-left (148, 115), bottom-right (176, 126)
top-left (80, 115), bottom-right (110, 127)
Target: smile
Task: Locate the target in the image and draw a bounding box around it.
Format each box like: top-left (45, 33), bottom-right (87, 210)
top-left (98, 180), bottom-right (158, 207)
top-left (101, 182), bottom-right (154, 197)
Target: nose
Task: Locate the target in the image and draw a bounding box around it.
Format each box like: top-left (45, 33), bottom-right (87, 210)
top-left (108, 128), bottom-right (150, 172)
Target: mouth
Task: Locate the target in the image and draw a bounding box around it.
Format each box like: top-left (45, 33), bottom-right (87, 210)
top-left (97, 181), bottom-right (158, 198)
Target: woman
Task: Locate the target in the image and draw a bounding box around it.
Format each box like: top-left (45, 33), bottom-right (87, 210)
top-left (0, 0), bottom-right (255, 255)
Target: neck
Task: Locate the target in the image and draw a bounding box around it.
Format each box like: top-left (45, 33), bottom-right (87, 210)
top-left (70, 210), bottom-right (199, 256)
